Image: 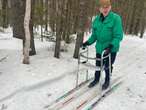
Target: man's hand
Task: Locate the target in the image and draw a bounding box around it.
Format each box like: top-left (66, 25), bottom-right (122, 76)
top-left (82, 41), bottom-right (89, 49)
top-left (104, 44), bottom-right (113, 54)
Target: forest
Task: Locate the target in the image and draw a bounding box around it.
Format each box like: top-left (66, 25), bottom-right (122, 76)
top-left (0, 0), bottom-right (146, 64)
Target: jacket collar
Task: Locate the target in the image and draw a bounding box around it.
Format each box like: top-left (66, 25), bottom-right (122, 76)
top-left (99, 11), bottom-right (113, 24)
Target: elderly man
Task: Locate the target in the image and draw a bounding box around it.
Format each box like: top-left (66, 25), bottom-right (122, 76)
top-left (83, 0), bottom-right (123, 90)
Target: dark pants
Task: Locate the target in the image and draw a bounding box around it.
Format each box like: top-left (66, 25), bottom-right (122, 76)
top-left (94, 52), bottom-right (117, 82)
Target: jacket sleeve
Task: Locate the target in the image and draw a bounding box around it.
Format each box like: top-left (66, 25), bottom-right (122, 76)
top-left (111, 15), bottom-right (123, 47)
top-left (87, 22), bottom-right (97, 45)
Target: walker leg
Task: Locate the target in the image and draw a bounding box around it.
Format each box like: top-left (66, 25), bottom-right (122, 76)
top-left (85, 69), bottom-right (89, 81)
top-left (76, 71), bottom-right (79, 87)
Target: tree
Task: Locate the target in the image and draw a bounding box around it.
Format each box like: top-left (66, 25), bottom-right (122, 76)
top-left (29, 0), bottom-right (36, 55)
top-left (112, 0), bottom-right (146, 38)
top-left (23, 0), bottom-right (31, 64)
top-left (1, 0), bottom-right (8, 28)
top-left (54, 0), bottom-right (63, 58)
top-left (11, 0), bottom-right (25, 40)
top-left (73, 0), bottom-right (89, 58)
top-left (45, 0), bottom-right (49, 31)
top-left (139, 1), bottom-right (146, 38)
top-left (11, 0), bottom-right (36, 59)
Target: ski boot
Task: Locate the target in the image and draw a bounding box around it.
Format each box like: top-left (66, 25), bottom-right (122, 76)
top-left (88, 71), bottom-right (100, 88)
top-left (102, 70), bottom-right (110, 90)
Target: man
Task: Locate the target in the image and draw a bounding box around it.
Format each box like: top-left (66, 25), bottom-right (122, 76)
top-left (83, 0), bottom-right (123, 90)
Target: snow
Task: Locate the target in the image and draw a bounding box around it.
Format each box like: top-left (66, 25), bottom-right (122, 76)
top-left (0, 28), bottom-right (146, 110)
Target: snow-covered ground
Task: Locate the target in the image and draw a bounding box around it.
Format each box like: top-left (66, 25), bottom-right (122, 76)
top-left (0, 28), bottom-right (146, 110)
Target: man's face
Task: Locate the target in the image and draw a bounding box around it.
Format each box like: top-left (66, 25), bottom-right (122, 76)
top-left (99, 5), bottom-right (111, 17)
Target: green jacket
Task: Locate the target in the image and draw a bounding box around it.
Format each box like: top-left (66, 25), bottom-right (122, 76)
top-left (87, 11), bottom-right (123, 54)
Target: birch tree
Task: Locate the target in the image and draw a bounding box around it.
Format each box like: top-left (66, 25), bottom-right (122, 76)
top-left (23, 0), bottom-right (31, 64)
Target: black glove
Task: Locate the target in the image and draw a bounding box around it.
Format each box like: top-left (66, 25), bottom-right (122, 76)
top-left (82, 41), bottom-right (89, 49)
top-left (104, 44), bottom-right (113, 54)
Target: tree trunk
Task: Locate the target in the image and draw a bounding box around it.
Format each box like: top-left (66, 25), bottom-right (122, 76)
top-left (128, 1), bottom-right (136, 34)
top-left (140, 8), bottom-right (146, 38)
top-left (45, 0), bottom-right (49, 31)
top-left (29, 19), bottom-right (36, 56)
top-left (54, 31), bottom-right (61, 58)
top-left (23, 0), bottom-right (31, 64)
top-left (11, 0), bottom-right (25, 40)
top-left (29, 0), bottom-right (36, 56)
top-left (73, 0), bottom-right (88, 59)
top-left (140, 22), bottom-right (145, 38)
top-left (73, 32), bottom-right (84, 58)
top-left (2, 0), bottom-right (8, 28)
top-left (54, 0), bottom-right (62, 58)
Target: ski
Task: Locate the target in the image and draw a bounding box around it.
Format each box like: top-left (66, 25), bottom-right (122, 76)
top-left (49, 81), bottom-right (97, 110)
top-left (44, 77), bottom-right (93, 108)
top-left (48, 76), bottom-right (122, 110)
top-left (75, 76), bottom-right (122, 110)
top-left (82, 80), bottom-right (123, 110)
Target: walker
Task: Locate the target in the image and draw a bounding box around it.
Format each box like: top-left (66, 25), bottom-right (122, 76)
top-left (76, 47), bottom-right (111, 88)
